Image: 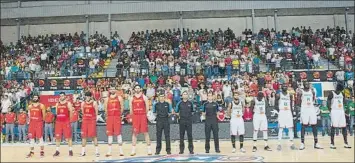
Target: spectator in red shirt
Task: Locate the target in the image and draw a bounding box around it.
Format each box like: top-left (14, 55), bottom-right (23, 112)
top-left (44, 108), bottom-right (54, 143)
top-left (17, 109), bottom-right (27, 142)
top-left (190, 77), bottom-right (198, 89)
top-left (212, 80), bottom-right (222, 92)
top-left (5, 109), bottom-right (16, 143)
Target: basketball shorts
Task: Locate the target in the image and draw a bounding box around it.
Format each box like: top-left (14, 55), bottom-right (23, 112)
top-left (330, 110), bottom-right (346, 128)
top-left (81, 119), bottom-right (97, 138)
top-left (253, 113), bottom-right (268, 131)
top-left (28, 121), bottom-right (43, 139)
top-left (55, 120), bottom-right (72, 139)
top-left (230, 117), bottom-right (245, 135)
top-left (278, 110), bottom-right (294, 128)
top-left (301, 107), bottom-right (317, 125)
top-left (106, 116), bottom-right (122, 136)
top-left (132, 114), bottom-right (148, 134)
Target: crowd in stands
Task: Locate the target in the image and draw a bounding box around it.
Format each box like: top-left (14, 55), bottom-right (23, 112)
top-left (0, 25), bottom-right (355, 143)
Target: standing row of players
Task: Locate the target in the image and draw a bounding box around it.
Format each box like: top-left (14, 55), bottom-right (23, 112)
top-left (24, 82), bottom-right (351, 158)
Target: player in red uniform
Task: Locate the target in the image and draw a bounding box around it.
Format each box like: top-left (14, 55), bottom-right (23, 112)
top-left (53, 92), bottom-right (74, 157)
top-left (80, 92), bottom-right (100, 157)
top-left (26, 95), bottom-right (46, 158)
top-left (130, 85), bottom-right (152, 156)
top-left (105, 86), bottom-right (124, 157)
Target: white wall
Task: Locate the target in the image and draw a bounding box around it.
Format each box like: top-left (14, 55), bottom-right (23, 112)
top-left (1, 26), bottom-right (17, 43)
top-left (1, 14), bottom-right (354, 44)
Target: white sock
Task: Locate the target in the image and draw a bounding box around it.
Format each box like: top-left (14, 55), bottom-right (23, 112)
top-left (81, 147), bottom-right (85, 154)
top-left (108, 145), bottom-right (112, 154)
top-left (278, 128), bottom-right (283, 143)
top-left (253, 131), bottom-right (258, 141)
top-left (95, 146), bottom-right (99, 153)
top-left (263, 131), bottom-right (268, 140)
top-left (119, 146), bottom-right (123, 153)
top-left (289, 129), bottom-right (294, 141)
top-left (264, 140), bottom-right (268, 147)
top-left (69, 147), bottom-right (72, 151)
top-left (56, 147), bottom-right (59, 151)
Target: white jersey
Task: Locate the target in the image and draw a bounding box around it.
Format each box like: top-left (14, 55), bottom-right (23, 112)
top-left (331, 91), bottom-right (344, 110)
top-left (254, 98), bottom-right (266, 114)
top-left (279, 92), bottom-right (291, 111)
top-left (301, 89), bottom-right (314, 108)
top-left (231, 101), bottom-right (243, 118)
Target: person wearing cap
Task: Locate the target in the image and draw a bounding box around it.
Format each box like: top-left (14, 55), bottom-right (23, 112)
top-left (17, 108), bottom-right (27, 143)
top-left (44, 107), bottom-right (55, 144)
top-left (175, 91), bottom-right (195, 154)
top-left (200, 91), bottom-right (221, 153)
top-left (152, 90), bottom-right (173, 155)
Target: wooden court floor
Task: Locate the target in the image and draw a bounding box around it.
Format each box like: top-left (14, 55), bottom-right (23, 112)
top-left (1, 136), bottom-right (354, 162)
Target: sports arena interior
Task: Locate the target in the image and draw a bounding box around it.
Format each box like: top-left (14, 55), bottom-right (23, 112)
top-left (0, 0), bottom-right (354, 162)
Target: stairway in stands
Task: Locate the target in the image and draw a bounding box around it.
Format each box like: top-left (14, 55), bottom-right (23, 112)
top-left (104, 55), bottom-right (118, 77)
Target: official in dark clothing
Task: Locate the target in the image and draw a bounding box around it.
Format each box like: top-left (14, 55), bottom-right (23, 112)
top-left (152, 92), bottom-right (173, 155)
top-left (201, 92), bottom-right (221, 153)
top-left (175, 91), bottom-right (194, 154)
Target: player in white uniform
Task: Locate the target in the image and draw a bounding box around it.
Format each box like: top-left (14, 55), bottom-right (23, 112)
top-left (228, 93), bottom-right (246, 153)
top-left (298, 82), bottom-right (322, 150)
top-left (327, 83), bottom-right (352, 149)
top-left (251, 92), bottom-right (272, 152)
top-left (275, 84), bottom-right (296, 151)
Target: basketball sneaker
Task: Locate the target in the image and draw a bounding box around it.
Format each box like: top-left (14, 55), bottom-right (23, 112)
top-left (240, 148), bottom-right (246, 153)
top-left (119, 148), bottom-right (124, 156)
top-left (330, 144), bottom-right (336, 149)
top-left (252, 146), bottom-right (257, 152)
top-left (314, 143), bottom-right (323, 149)
top-left (147, 147), bottom-right (152, 155)
top-left (95, 152), bottom-right (100, 157)
top-left (344, 144), bottom-right (352, 148)
top-left (40, 151), bottom-right (44, 157)
top-left (69, 150), bottom-right (73, 156)
top-left (264, 146), bottom-right (272, 151)
top-left (53, 151), bottom-right (60, 157)
top-left (277, 144), bottom-right (282, 151)
top-left (232, 148), bottom-right (236, 153)
top-left (26, 151), bottom-right (34, 158)
top-left (130, 148), bottom-right (136, 156)
top-left (290, 144), bottom-right (296, 150)
top-left (299, 143), bottom-right (305, 150)
top-left (105, 153), bottom-right (112, 157)
top-left (80, 152), bottom-right (86, 157)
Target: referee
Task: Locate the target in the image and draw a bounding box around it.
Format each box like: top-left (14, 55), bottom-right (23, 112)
top-left (175, 91), bottom-right (195, 154)
top-left (201, 91), bottom-right (221, 153)
top-left (152, 90), bottom-right (172, 155)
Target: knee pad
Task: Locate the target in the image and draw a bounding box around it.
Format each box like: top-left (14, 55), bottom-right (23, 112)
top-left (117, 135), bottom-right (123, 144)
top-left (108, 136), bottom-right (113, 144)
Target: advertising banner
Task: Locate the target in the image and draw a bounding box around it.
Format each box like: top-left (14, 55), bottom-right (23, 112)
top-left (39, 94), bottom-right (73, 107)
top-left (293, 70), bottom-right (338, 82)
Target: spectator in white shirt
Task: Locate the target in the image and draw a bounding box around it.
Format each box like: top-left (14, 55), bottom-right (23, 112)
top-left (312, 52), bottom-right (320, 68)
top-left (1, 95), bottom-right (12, 113)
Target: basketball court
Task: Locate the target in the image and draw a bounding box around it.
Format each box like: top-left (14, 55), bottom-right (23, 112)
top-left (1, 136), bottom-right (354, 162)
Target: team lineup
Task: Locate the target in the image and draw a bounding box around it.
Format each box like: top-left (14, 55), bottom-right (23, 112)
top-left (22, 82), bottom-right (352, 158)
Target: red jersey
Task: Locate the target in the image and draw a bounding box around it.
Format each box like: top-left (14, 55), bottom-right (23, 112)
top-left (29, 104), bottom-right (44, 122)
top-left (82, 102), bottom-right (96, 120)
top-left (190, 78), bottom-right (198, 89)
top-left (17, 113), bottom-right (27, 125)
top-left (131, 95), bottom-right (146, 115)
top-left (56, 102), bottom-right (70, 122)
top-left (243, 107), bottom-right (253, 121)
top-left (5, 112), bottom-right (16, 124)
top-left (93, 90), bottom-right (101, 101)
top-left (44, 112), bottom-right (54, 123)
top-left (73, 101), bottom-right (82, 112)
top-left (70, 110), bottom-right (79, 122)
top-left (107, 96), bottom-right (121, 116)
